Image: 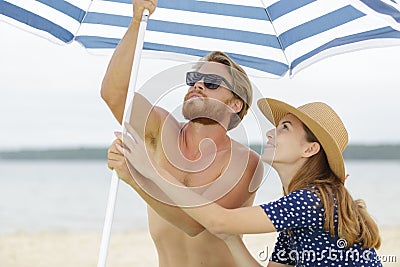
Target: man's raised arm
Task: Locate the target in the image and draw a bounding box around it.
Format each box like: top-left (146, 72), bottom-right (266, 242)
top-left (99, 0), bottom-right (205, 236)
top-left (100, 0), bottom-right (157, 124)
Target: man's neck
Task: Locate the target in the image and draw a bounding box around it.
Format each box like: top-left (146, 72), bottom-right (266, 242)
top-left (180, 121), bottom-right (230, 158)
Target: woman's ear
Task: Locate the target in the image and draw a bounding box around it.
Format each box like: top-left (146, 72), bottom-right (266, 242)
top-left (303, 142), bottom-right (320, 158)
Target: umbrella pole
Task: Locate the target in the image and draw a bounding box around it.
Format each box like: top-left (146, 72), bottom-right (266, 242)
top-left (97, 9), bottom-right (150, 267)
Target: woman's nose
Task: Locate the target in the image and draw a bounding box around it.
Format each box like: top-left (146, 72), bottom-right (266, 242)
top-left (266, 129), bottom-right (274, 139)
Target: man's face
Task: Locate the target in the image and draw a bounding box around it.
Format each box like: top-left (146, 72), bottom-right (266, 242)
top-left (182, 62), bottom-right (237, 127)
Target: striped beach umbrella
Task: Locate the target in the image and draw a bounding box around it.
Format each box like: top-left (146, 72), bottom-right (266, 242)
top-left (2, 1), bottom-right (400, 266)
top-left (1, 0), bottom-right (400, 77)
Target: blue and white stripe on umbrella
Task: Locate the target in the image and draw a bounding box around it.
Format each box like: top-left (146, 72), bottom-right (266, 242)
top-left (1, 0), bottom-right (400, 77)
top-left (74, 0), bottom-right (287, 77)
top-left (268, 0), bottom-right (400, 75)
top-left (0, 0), bottom-right (91, 43)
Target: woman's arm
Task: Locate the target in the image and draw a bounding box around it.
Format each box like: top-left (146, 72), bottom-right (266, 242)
top-left (223, 235), bottom-right (263, 267)
top-left (267, 262), bottom-right (293, 267)
top-left (222, 235), bottom-right (294, 267)
top-left (221, 235), bottom-right (294, 267)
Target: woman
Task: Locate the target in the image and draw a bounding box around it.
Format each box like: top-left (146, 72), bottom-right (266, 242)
top-left (118, 98), bottom-right (382, 266)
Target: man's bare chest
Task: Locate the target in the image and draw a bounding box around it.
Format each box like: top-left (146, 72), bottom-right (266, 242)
top-left (156, 147), bottom-right (227, 187)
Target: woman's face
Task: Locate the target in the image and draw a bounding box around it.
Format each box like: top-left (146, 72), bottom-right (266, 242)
top-left (261, 114), bottom-right (312, 166)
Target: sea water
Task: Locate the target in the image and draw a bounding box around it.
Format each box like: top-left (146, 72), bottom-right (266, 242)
top-left (0, 160), bottom-right (399, 234)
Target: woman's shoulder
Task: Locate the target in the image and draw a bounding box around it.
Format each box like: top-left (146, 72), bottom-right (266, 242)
top-left (260, 188), bottom-right (324, 215)
top-left (286, 188), bottom-right (321, 204)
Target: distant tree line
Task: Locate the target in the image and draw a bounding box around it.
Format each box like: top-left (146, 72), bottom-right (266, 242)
top-left (0, 148), bottom-right (108, 160)
top-left (249, 144), bottom-right (400, 160)
top-left (1, 144), bottom-right (400, 160)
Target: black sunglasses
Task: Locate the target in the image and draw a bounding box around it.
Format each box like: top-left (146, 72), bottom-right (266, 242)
top-left (186, 71), bottom-right (234, 91)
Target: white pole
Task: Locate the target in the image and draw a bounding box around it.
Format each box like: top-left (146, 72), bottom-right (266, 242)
top-left (97, 9), bottom-right (150, 267)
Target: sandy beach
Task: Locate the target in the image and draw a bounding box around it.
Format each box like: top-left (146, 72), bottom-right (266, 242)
top-left (0, 226), bottom-right (398, 267)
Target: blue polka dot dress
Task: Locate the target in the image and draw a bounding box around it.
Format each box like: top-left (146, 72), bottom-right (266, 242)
top-left (260, 189), bottom-right (382, 266)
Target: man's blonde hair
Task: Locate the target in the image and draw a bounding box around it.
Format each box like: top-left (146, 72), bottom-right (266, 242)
top-left (195, 51), bottom-right (253, 130)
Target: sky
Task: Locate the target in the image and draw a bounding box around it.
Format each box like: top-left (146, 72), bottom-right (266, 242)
top-left (1, 22), bottom-right (400, 150)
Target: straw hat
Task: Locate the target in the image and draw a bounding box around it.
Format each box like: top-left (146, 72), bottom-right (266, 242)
top-left (257, 98), bottom-right (348, 181)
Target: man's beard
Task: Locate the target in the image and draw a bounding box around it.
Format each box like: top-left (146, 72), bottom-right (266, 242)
top-left (182, 92), bottom-right (232, 128)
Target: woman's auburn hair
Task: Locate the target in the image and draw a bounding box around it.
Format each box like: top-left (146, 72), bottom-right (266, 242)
top-left (288, 124), bottom-right (381, 249)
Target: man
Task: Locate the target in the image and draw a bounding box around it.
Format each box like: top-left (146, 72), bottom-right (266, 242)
top-left (103, 1), bottom-right (263, 266)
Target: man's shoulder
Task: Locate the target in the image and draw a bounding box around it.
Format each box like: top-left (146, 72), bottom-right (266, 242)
top-left (227, 140), bottom-right (263, 190)
top-left (223, 140), bottom-right (262, 186)
top-left (230, 140), bottom-right (260, 162)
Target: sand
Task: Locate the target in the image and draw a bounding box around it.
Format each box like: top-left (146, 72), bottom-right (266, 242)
top-left (0, 227), bottom-right (398, 267)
